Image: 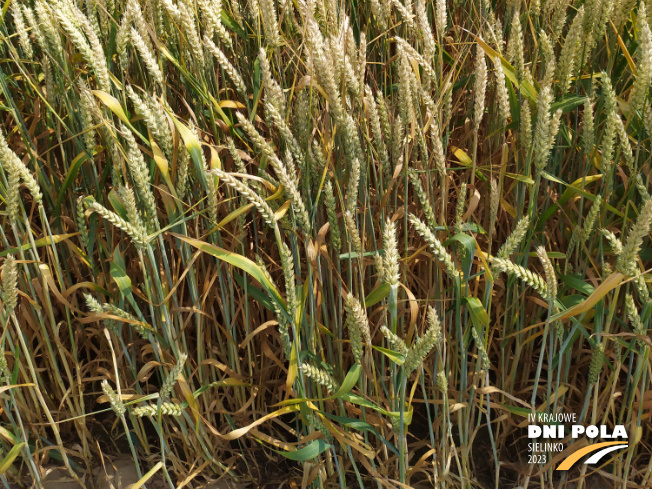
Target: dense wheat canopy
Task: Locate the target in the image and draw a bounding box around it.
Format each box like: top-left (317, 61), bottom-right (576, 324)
top-left (0, 0), bottom-right (651, 487)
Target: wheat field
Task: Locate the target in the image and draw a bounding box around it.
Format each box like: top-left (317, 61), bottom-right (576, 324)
top-left (0, 0), bottom-right (651, 487)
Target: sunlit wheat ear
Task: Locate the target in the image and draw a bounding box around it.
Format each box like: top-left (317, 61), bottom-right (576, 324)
top-left (633, 273), bottom-right (651, 304)
top-left (394, 37), bottom-right (437, 86)
top-left (625, 294), bottom-right (647, 339)
top-left (212, 170), bottom-right (276, 228)
top-left (1, 255), bottom-right (19, 315)
top-left (600, 74), bottom-right (618, 195)
top-left (179, 2), bottom-right (206, 71)
top-left (85, 197), bottom-right (149, 247)
top-left (491, 257), bottom-right (553, 303)
top-left (600, 228), bottom-right (623, 255)
top-left (343, 46), bottom-right (362, 100)
top-left (580, 195), bottom-right (602, 245)
top-left (380, 218), bottom-right (400, 288)
top-left (226, 137), bottom-right (247, 173)
top-left (121, 125), bottom-right (160, 230)
top-left (474, 44), bottom-right (487, 131)
top-left (118, 183), bottom-right (144, 229)
top-left (265, 102), bottom-right (304, 163)
top-left (635, 175), bottom-right (651, 202)
top-left (495, 216), bottom-right (530, 259)
top-left (5, 156), bottom-right (20, 221)
top-left (629, 3), bottom-right (652, 115)
top-left (101, 380), bottom-right (126, 416)
top-left (537, 247), bottom-right (557, 302)
top-left (130, 28), bottom-right (163, 86)
top-left (77, 81), bottom-right (98, 154)
top-left (409, 214), bottom-right (459, 279)
top-left (380, 326), bottom-right (409, 355)
top-left (175, 146), bottom-right (191, 199)
top-left (159, 353), bottom-right (188, 402)
top-left (279, 242), bottom-right (298, 322)
top-left (300, 364), bottom-right (338, 393)
top-left (408, 170), bottom-right (437, 230)
top-left (75, 196), bottom-right (90, 252)
top-left (365, 86), bottom-right (390, 177)
top-left (455, 183), bottom-right (467, 230)
top-left (616, 198), bottom-right (652, 277)
top-left (310, 141), bottom-right (327, 190)
top-left (556, 7), bottom-right (584, 94)
top-left (84, 293), bottom-right (119, 333)
top-left (234, 112), bottom-right (310, 231)
top-left (588, 342), bottom-right (604, 385)
top-left (489, 179), bottom-right (500, 236)
top-left (54, 1), bottom-right (110, 91)
top-left (398, 53), bottom-right (415, 127)
top-left (370, 0), bottom-right (388, 29)
top-left (198, 0), bottom-right (233, 50)
top-left (344, 211), bottom-right (362, 255)
top-left (102, 303), bottom-right (150, 338)
top-left (345, 293), bottom-right (371, 364)
top-left (0, 129), bottom-right (42, 208)
top-left (22, 5), bottom-right (46, 54)
top-left (132, 402), bottom-right (184, 417)
top-left (12, 4), bottom-right (33, 60)
top-left (614, 117), bottom-right (636, 179)
top-left (404, 309), bottom-right (442, 374)
top-left (259, 0), bottom-right (281, 46)
top-left (539, 30), bottom-right (556, 88)
top-left (345, 157), bottom-right (361, 215)
top-left (204, 37), bottom-right (246, 96)
top-left (532, 87), bottom-right (560, 176)
top-left (35, 0), bottom-right (64, 59)
top-left (644, 105), bottom-right (652, 139)
top-left (493, 57), bottom-right (510, 125)
top-left (507, 8), bottom-right (525, 83)
top-left (435, 371), bottom-right (448, 395)
top-left (426, 306), bottom-right (443, 346)
top-left (415, 0), bottom-right (435, 68)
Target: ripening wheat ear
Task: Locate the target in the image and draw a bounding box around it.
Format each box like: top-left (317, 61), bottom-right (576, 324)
top-left (588, 342), bottom-right (605, 385)
top-left (160, 353), bottom-right (188, 402)
top-left (473, 44), bottom-right (487, 131)
top-left (132, 402), bottom-right (184, 417)
top-left (344, 293), bottom-right (371, 364)
top-left (300, 363), bottom-right (338, 392)
top-left (204, 36), bottom-right (246, 96)
top-left (629, 3), bottom-right (652, 115)
top-left (491, 257), bottom-right (553, 303)
top-left (12, 4), bottom-right (33, 60)
top-left (403, 307), bottom-right (442, 374)
top-left (556, 7), bottom-right (584, 94)
top-left (537, 247), bottom-right (557, 302)
top-left (1, 255), bottom-right (19, 315)
top-left (379, 218), bottom-right (400, 288)
top-left (85, 197), bottom-right (149, 247)
top-left (409, 214), bottom-right (460, 279)
top-left (101, 380), bottom-right (126, 416)
top-left (616, 198), bottom-right (652, 277)
top-left (0, 129), bottom-right (42, 208)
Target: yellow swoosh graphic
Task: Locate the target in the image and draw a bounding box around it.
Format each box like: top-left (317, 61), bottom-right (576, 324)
top-left (556, 442), bottom-right (628, 471)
